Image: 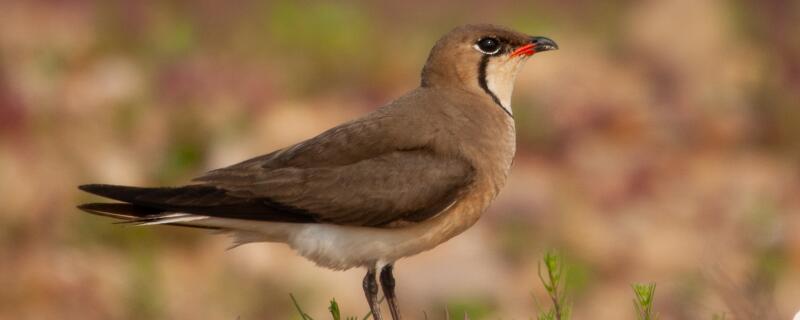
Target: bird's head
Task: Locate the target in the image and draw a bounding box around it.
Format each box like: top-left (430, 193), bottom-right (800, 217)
top-left (421, 24), bottom-right (558, 116)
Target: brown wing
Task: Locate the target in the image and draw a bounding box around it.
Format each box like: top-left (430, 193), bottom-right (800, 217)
top-left (194, 148), bottom-right (473, 226)
top-left (79, 149), bottom-right (473, 226)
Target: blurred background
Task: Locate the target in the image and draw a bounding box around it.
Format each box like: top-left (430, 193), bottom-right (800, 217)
top-left (1, 0), bottom-right (799, 319)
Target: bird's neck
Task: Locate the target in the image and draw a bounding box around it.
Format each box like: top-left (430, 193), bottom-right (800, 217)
top-left (479, 57), bottom-right (529, 117)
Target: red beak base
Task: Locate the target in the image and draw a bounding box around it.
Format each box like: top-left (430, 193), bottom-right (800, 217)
top-left (510, 43), bottom-right (536, 58)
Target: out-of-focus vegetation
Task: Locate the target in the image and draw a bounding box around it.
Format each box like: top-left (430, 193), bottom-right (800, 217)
top-left (291, 295), bottom-right (370, 320)
top-left (536, 251), bottom-right (570, 320)
top-left (632, 283), bottom-right (658, 320)
top-left (1, 0), bottom-right (799, 319)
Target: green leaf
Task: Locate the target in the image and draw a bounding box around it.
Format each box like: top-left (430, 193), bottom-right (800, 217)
top-left (535, 250), bottom-right (571, 320)
top-left (329, 299), bottom-right (341, 320)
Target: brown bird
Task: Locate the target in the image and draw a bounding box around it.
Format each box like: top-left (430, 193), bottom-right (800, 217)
top-left (78, 24), bottom-right (557, 320)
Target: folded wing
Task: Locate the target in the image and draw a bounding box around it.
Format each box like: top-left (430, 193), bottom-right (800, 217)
top-left (80, 149), bottom-right (473, 227)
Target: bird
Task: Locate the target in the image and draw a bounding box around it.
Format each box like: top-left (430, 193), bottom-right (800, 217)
top-left (77, 24), bottom-right (557, 320)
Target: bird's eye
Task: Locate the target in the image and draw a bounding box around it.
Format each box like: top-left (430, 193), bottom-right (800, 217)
top-left (475, 37), bottom-right (501, 55)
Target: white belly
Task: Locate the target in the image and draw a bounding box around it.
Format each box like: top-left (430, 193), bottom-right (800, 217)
top-left (199, 218), bottom-right (447, 270)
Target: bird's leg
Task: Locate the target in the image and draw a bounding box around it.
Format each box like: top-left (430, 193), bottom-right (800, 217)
top-left (380, 263), bottom-right (401, 320)
top-left (363, 267), bottom-right (382, 320)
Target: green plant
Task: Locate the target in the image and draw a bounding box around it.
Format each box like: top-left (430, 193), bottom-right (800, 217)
top-left (631, 283), bottom-right (658, 320)
top-left (290, 294), bottom-right (372, 320)
top-left (535, 250), bottom-right (571, 320)
top-left (290, 294), bottom-right (314, 320)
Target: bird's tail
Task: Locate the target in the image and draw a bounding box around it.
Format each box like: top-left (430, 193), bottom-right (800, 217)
top-left (77, 202), bottom-right (159, 220)
top-left (77, 184), bottom-right (303, 248)
top-left (77, 184), bottom-right (219, 229)
top-left (77, 202), bottom-right (219, 230)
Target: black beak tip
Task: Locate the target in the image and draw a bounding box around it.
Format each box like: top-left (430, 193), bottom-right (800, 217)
top-left (531, 36), bottom-right (558, 52)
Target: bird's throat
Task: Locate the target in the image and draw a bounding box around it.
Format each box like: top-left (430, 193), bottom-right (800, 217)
top-left (478, 56), bottom-right (526, 117)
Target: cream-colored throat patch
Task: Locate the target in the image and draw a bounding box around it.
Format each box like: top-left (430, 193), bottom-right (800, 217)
top-left (485, 57), bottom-right (527, 115)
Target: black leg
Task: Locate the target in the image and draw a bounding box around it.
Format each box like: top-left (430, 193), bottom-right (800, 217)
top-left (363, 267), bottom-right (382, 320)
top-left (380, 264), bottom-right (401, 320)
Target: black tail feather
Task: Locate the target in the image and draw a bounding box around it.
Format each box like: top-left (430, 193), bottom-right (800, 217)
top-left (78, 184), bottom-right (197, 204)
top-left (77, 183), bottom-right (316, 223)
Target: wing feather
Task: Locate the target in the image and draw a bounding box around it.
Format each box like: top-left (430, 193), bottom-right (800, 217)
top-left (201, 149), bottom-right (473, 226)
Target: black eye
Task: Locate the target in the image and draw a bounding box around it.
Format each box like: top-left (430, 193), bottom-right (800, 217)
top-left (475, 37), bottom-right (501, 54)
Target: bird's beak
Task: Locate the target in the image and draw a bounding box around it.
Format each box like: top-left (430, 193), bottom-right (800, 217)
top-left (510, 36), bottom-right (559, 58)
